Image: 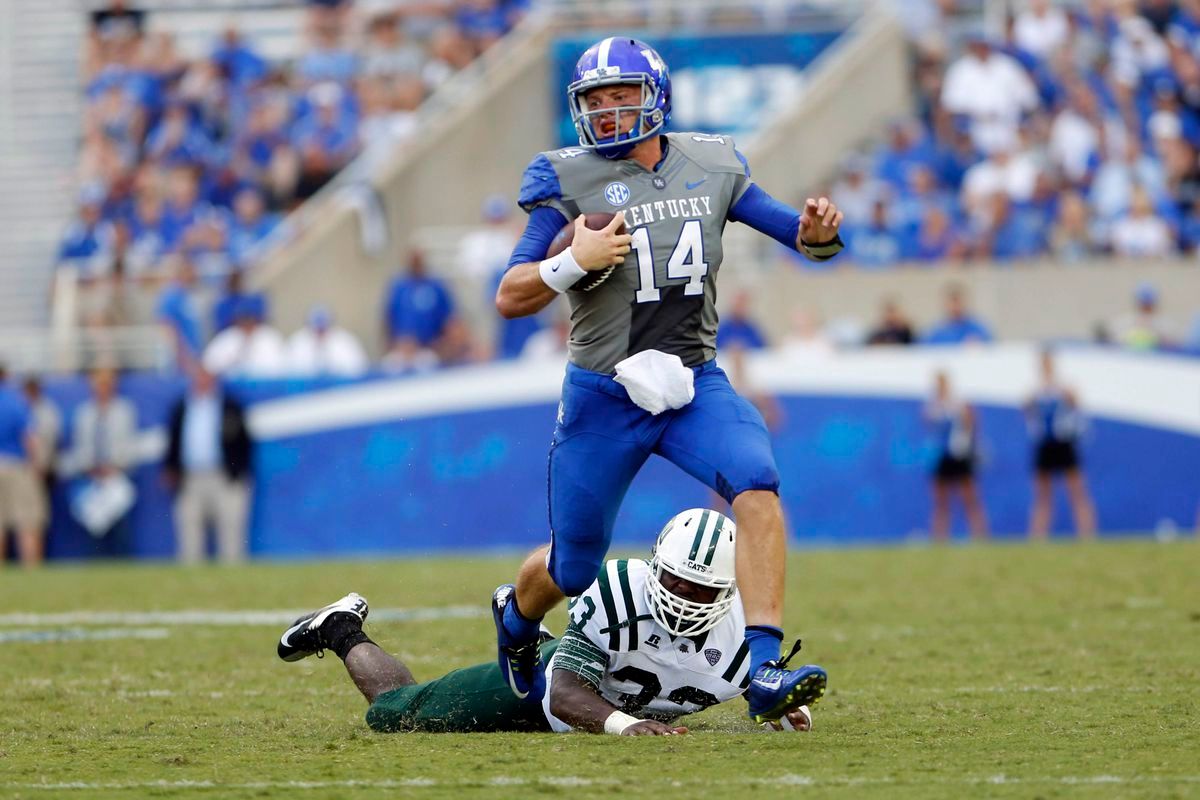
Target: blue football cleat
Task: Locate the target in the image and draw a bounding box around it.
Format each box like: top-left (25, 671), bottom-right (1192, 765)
top-left (746, 639), bottom-right (828, 723)
top-left (491, 584), bottom-right (546, 703)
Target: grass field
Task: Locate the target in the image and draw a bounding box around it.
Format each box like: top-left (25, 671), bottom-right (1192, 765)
top-left (1, 539), bottom-right (1197, 799)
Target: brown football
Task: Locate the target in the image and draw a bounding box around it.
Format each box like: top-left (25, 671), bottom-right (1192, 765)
top-left (545, 212), bottom-right (626, 292)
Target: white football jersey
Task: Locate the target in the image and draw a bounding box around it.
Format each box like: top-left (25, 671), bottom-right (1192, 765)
top-left (541, 559), bottom-right (751, 732)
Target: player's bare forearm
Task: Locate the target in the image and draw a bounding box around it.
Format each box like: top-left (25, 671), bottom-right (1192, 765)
top-left (549, 671), bottom-right (686, 736)
top-left (495, 261), bottom-right (559, 319)
top-left (548, 670), bottom-right (621, 733)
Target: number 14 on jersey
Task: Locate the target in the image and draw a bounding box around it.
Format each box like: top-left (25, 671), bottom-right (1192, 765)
top-left (631, 220), bottom-right (710, 304)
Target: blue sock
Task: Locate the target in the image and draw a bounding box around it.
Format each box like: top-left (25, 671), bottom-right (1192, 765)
top-left (502, 596), bottom-right (541, 642)
top-left (745, 625), bottom-right (784, 674)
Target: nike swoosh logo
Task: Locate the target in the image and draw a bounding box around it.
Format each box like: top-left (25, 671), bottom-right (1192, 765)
top-left (686, 179), bottom-right (707, 190)
top-left (551, 263), bottom-right (560, 272)
top-left (505, 668), bottom-right (529, 699)
top-left (280, 622), bottom-right (306, 647)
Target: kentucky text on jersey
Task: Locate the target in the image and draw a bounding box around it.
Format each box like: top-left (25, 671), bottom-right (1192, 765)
top-left (623, 195), bottom-right (715, 226)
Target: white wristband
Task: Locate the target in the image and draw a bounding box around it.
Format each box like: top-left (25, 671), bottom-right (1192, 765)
top-left (539, 246), bottom-right (588, 293)
top-left (603, 710), bottom-right (640, 735)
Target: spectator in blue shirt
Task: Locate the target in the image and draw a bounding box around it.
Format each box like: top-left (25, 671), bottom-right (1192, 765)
top-left (212, 270), bottom-right (250, 335)
top-left (211, 26), bottom-right (267, 88)
top-left (924, 284), bottom-right (994, 345)
top-left (58, 187), bottom-right (116, 279)
top-left (842, 198), bottom-right (905, 268)
top-left (717, 291), bottom-right (768, 351)
top-left (457, 0), bottom-right (510, 51)
top-left (293, 82), bottom-right (359, 199)
top-left (383, 251), bottom-right (455, 372)
top-left (296, 19), bottom-right (359, 84)
top-left (912, 205), bottom-right (965, 261)
top-left (873, 118), bottom-right (937, 190)
top-left (0, 364), bottom-right (43, 566)
top-left (156, 258), bottom-right (205, 369)
top-left (227, 187), bottom-right (281, 267)
top-left (892, 163), bottom-right (955, 238)
top-left (145, 101), bottom-right (212, 166)
top-left (160, 166), bottom-right (204, 251)
top-left (126, 191), bottom-right (167, 276)
top-left (976, 193), bottom-right (1048, 262)
top-left (237, 96), bottom-right (294, 175)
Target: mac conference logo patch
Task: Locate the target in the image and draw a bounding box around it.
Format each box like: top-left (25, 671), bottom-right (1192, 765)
top-left (604, 181), bottom-right (631, 206)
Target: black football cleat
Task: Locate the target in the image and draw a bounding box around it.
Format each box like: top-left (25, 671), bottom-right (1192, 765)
top-left (277, 592), bottom-right (368, 662)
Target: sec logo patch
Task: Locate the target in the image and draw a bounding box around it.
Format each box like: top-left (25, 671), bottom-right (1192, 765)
top-left (604, 182), bottom-right (631, 206)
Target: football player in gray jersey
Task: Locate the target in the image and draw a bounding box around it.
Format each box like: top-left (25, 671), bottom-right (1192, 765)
top-left (490, 36), bottom-right (844, 724)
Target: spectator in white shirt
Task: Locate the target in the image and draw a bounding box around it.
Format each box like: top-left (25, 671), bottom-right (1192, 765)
top-left (202, 297), bottom-right (287, 378)
top-left (1109, 185), bottom-right (1175, 258)
top-left (1090, 137), bottom-right (1168, 223)
top-left (961, 145), bottom-right (1039, 226)
top-left (941, 35), bottom-right (1039, 154)
top-left (1049, 78), bottom-right (1123, 187)
top-left (458, 194), bottom-right (519, 284)
top-left (1014, 0), bottom-right (1071, 60)
top-left (286, 305), bottom-right (369, 377)
top-left (1110, 6), bottom-right (1170, 91)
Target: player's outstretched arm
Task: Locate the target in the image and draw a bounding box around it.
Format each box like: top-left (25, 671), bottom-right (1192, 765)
top-left (549, 669), bottom-right (687, 736)
top-left (496, 213), bottom-right (631, 319)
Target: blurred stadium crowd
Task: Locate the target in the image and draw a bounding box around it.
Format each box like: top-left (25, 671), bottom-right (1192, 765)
top-left (60, 0), bottom-right (527, 350)
top-left (54, 0), bottom-right (1200, 374)
top-left (837, 0), bottom-right (1200, 267)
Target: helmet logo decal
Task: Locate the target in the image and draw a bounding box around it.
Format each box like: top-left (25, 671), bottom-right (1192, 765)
top-left (604, 182), bottom-right (631, 206)
top-left (582, 66), bottom-right (621, 80)
top-left (641, 48), bottom-right (666, 76)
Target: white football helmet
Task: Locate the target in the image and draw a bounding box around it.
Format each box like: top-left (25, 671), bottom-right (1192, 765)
top-left (645, 508), bottom-right (737, 637)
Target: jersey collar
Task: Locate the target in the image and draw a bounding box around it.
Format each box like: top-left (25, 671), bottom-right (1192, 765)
top-left (615, 135), bottom-right (671, 176)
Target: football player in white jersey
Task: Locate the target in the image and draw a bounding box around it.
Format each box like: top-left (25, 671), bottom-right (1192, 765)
top-left (276, 509), bottom-right (826, 735)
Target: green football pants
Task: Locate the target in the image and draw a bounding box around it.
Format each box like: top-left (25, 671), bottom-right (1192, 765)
top-left (366, 641), bottom-right (558, 733)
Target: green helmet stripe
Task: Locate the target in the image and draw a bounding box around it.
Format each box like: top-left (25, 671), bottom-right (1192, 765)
top-left (688, 510), bottom-right (711, 561)
top-left (703, 514), bottom-right (725, 566)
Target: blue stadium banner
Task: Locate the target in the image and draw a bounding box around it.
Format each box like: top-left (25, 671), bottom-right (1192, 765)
top-left (551, 30), bottom-right (844, 147)
top-left (25, 346), bottom-right (1200, 561)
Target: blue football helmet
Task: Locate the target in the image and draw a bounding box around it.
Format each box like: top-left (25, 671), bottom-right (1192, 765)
top-left (567, 37), bottom-right (671, 159)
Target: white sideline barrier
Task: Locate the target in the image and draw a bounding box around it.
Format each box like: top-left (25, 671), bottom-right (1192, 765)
top-left (247, 344), bottom-right (1200, 441)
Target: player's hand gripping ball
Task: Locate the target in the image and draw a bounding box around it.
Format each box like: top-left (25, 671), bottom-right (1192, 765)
top-left (546, 212), bottom-right (628, 291)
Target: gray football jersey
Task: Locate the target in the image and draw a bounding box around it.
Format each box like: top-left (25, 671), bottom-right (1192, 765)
top-left (518, 132), bottom-right (753, 374)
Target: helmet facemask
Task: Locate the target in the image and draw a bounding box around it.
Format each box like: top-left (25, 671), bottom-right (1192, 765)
top-left (568, 74), bottom-right (665, 158)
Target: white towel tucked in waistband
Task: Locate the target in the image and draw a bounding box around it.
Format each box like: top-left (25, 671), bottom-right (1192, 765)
top-left (613, 349), bottom-right (695, 415)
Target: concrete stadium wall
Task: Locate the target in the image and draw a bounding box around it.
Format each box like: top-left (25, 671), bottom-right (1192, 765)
top-left (725, 259), bottom-right (1200, 344)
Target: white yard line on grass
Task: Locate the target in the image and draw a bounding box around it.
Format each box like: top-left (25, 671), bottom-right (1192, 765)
top-left (13, 775), bottom-right (1200, 791)
top-left (0, 606), bottom-right (486, 627)
top-left (0, 628), bottom-right (169, 644)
